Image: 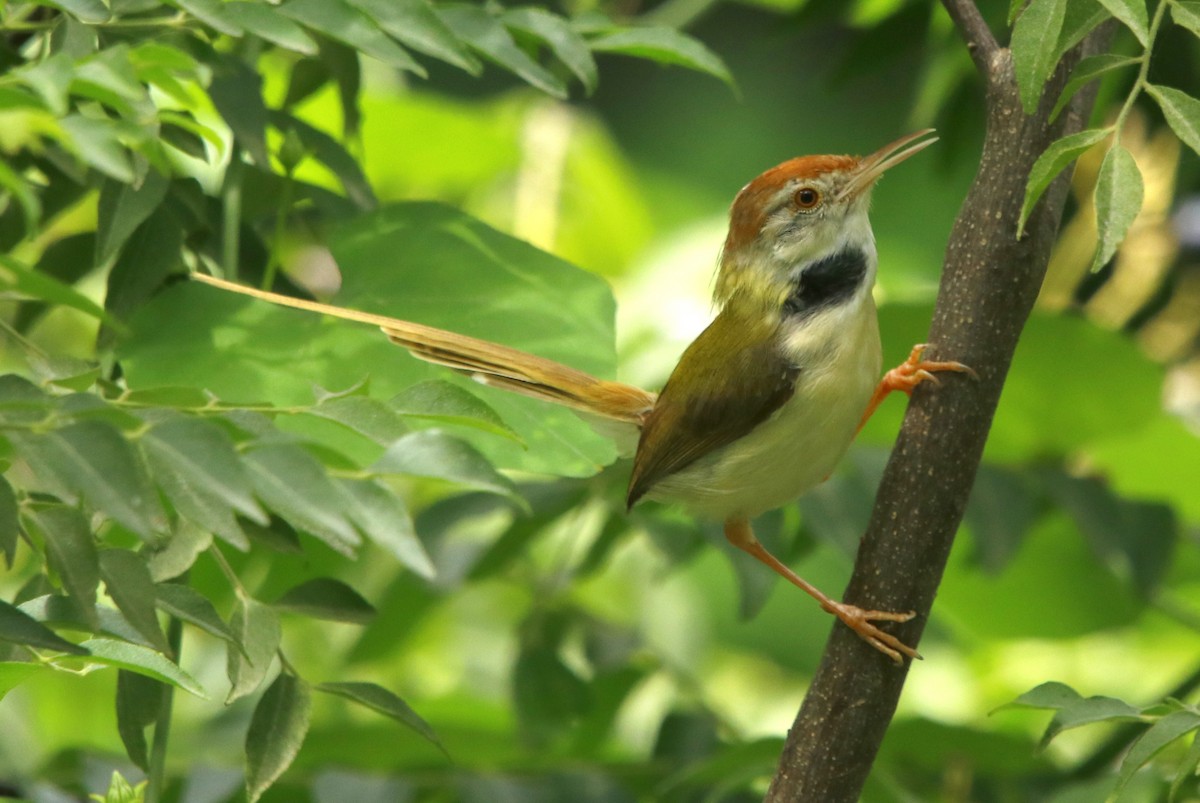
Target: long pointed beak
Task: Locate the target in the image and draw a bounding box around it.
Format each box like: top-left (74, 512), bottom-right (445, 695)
top-left (839, 129), bottom-right (938, 201)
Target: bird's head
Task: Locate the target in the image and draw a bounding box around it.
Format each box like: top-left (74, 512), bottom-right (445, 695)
top-left (714, 130), bottom-right (937, 307)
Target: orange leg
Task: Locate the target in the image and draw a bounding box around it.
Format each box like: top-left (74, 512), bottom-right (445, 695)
top-left (723, 518), bottom-right (920, 663)
top-left (857, 343), bottom-right (976, 434)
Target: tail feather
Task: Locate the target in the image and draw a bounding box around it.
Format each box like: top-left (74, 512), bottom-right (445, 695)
top-left (191, 272), bottom-right (655, 426)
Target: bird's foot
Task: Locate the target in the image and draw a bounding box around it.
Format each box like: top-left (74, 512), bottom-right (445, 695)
top-left (826, 601), bottom-right (922, 664)
top-left (882, 343), bottom-right (977, 396)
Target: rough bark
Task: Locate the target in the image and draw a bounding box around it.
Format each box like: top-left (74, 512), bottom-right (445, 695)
top-left (766, 6), bottom-right (1115, 801)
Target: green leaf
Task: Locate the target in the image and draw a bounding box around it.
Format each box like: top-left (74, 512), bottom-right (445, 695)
top-left (1040, 695), bottom-right (1144, 748)
top-left (307, 396), bottom-right (409, 445)
top-left (373, 430), bottom-right (518, 501)
top-left (1095, 0), bottom-right (1148, 44)
top-left (155, 582), bottom-right (238, 648)
top-left (315, 681), bottom-right (445, 753)
top-left (0, 599), bottom-right (88, 654)
top-left (1011, 0), bottom-right (1069, 114)
top-left (141, 416), bottom-right (266, 550)
top-left (1051, 53), bottom-right (1140, 120)
top-left (245, 673), bottom-right (312, 803)
top-left (279, 0), bottom-right (425, 74)
top-left (119, 202), bottom-right (622, 477)
top-left (1172, 1), bottom-right (1200, 37)
top-left (344, 0), bottom-right (478, 72)
top-left (1055, 0), bottom-right (1112, 63)
top-left (145, 522), bottom-right (212, 582)
top-left (99, 550), bottom-right (169, 654)
top-left (964, 465), bottom-right (1040, 573)
top-left (512, 643), bottom-right (589, 742)
top-left (338, 479), bottom-right (433, 579)
top-left (208, 56), bottom-right (269, 166)
top-left (223, 2), bottom-right (318, 54)
top-left (95, 172), bottom-right (169, 266)
top-left (503, 8), bottom-right (597, 93)
top-left (26, 506), bottom-right (100, 627)
top-left (13, 421), bottom-right (166, 540)
top-left (439, 4), bottom-right (566, 98)
top-left (1019, 128), bottom-right (1111, 236)
top-left (116, 669), bottom-right (162, 771)
top-left (996, 681), bottom-right (1083, 712)
top-left (1146, 84), bottom-right (1200, 158)
top-left (226, 597), bottom-right (281, 703)
top-left (0, 476), bottom-right (17, 568)
top-left (389, 380), bottom-right (520, 442)
top-left (273, 578), bottom-right (374, 624)
top-left (74, 637), bottom-right (208, 698)
top-left (587, 27), bottom-right (734, 89)
top-left (169, 0), bottom-right (243, 35)
top-left (37, 0), bottom-right (110, 23)
top-left (58, 115), bottom-right (135, 183)
top-left (0, 158), bottom-right (41, 236)
top-left (266, 110), bottom-right (376, 209)
top-left (1091, 142), bottom-right (1143, 270)
top-left (0, 253), bottom-right (122, 329)
top-left (1116, 710), bottom-right (1200, 794)
top-left (244, 444), bottom-right (361, 554)
top-left (0, 662), bottom-right (47, 702)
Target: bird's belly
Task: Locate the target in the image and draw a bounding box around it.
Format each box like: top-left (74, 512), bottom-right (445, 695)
top-left (648, 338), bottom-right (880, 520)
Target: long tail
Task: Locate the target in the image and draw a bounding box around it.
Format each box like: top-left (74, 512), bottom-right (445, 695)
top-left (190, 273), bottom-right (655, 426)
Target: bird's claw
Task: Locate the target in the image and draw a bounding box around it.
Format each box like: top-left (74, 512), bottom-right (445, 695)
top-left (828, 602), bottom-right (922, 664)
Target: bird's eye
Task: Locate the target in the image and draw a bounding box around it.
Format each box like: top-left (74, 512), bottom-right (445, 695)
top-left (793, 187), bottom-right (821, 210)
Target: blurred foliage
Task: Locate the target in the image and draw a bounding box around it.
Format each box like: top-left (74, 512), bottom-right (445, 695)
top-left (1, 0), bottom-right (1200, 802)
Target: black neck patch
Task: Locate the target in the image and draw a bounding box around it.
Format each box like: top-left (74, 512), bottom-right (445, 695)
top-left (783, 248), bottom-right (868, 318)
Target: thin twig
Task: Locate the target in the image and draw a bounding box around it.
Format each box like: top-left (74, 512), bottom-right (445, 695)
top-left (939, 0), bottom-right (1000, 75)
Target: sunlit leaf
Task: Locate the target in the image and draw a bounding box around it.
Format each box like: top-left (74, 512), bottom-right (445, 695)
top-left (0, 253), bottom-right (122, 329)
top-left (58, 115), bottom-right (135, 183)
top-left (1011, 0), bottom-right (1068, 114)
top-left (36, 0), bottom-right (110, 23)
top-left (245, 673), bottom-right (312, 803)
top-left (273, 578), bottom-right (374, 624)
top-left (1091, 142), bottom-right (1143, 270)
top-left (168, 0), bottom-right (244, 35)
top-left (307, 396), bottom-right (409, 445)
top-left (0, 662), bottom-right (47, 702)
top-left (315, 681), bottom-right (445, 753)
top-left (996, 682), bottom-right (1082, 713)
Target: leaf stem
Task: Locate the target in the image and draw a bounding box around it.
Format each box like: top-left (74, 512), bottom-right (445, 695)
top-left (145, 612), bottom-right (185, 803)
top-left (1111, 0), bottom-right (1172, 145)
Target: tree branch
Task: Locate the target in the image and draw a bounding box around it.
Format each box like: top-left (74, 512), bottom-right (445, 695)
top-left (939, 0), bottom-right (1000, 75)
top-left (765, 23), bottom-right (1117, 803)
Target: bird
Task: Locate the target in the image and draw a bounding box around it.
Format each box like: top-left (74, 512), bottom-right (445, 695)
top-left (192, 129), bottom-right (972, 663)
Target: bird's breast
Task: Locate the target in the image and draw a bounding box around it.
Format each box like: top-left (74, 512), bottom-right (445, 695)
top-left (648, 295), bottom-right (881, 520)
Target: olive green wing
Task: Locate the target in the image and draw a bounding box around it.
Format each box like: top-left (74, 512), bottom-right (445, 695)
top-left (626, 312), bottom-right (798, 507)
